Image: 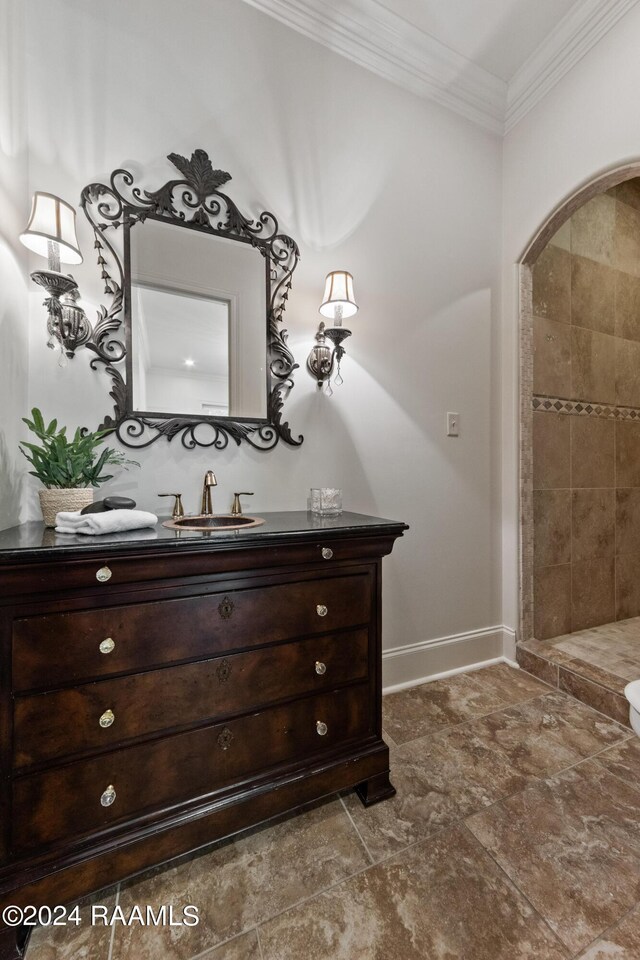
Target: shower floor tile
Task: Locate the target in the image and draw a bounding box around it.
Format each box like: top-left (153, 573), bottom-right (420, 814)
top-left (518, 616), bottom-right (640, 723)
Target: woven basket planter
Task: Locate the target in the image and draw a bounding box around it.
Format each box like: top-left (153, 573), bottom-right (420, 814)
top-left (39, 488), bottom-right (94, 528)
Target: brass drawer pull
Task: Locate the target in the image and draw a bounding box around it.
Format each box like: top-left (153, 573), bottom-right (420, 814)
top-left (99, 637), bottom-right (115, 655)
top-left (316, 721), bottom-right (328, 736)
top-left (322, 547), bottom-right (333, 560)
top-left (315, 661), bottom-right (327, 675)
top-left (317, 604), bottom-right (328, 617)
top-left (100, 784), bottom-right (116, 807)
top-left (96, 566), bottom-right (112, 583)
top-left (99, 709), bottom-right (115, 729)
top-left (217, 727), bottom-right (234, 751)
top-left (218, 596), bottom-right (234, 620)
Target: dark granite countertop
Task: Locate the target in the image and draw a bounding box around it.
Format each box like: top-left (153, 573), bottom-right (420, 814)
top-left (0, 512), bottom-right (408, 563)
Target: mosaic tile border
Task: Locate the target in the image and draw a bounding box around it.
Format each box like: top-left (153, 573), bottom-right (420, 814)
top-left (532, 395), bottom-right (640, 420)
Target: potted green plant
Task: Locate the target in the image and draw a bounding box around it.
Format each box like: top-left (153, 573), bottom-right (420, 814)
top-left (19, 408), bottom-right (138, 527)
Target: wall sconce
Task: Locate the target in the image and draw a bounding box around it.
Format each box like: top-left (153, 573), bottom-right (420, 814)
top-left (306, 271), bottom-right (358, 392)
top-left (19, 192), bottom-right (91, 363)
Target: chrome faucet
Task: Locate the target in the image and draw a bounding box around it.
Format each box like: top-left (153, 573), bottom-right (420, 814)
top-left (201, 471), bottom-right (217, 516)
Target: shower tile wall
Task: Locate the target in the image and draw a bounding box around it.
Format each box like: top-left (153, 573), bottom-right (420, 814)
top-left (533, 181), bottom-right (640, 639)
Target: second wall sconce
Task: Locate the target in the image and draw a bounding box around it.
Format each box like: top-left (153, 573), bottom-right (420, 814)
top-left (306, 270), bottom-right (358, 392)
top-left (19, 192), bottom-right (91, 364)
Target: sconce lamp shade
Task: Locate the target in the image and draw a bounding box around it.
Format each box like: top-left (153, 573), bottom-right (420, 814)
top-left (319, 271), bottom-right (358, 321)
top-left (20, 192), bottom-right (83, 265)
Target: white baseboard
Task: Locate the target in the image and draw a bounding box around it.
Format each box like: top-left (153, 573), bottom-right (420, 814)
top-left (382, 625), bottom-right (518, 694)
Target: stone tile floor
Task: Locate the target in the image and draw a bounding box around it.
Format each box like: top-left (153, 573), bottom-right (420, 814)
top-left (26, 663), bottom-right (640, 959)
top-left (518, 616), bottom-right (640, 725)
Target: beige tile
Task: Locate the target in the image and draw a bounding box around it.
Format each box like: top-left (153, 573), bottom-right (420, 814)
top-left (25, 890), bottom-right (116, 960)
top-left (616, 488), bottom-right (640, 554)
top-left (616, 420), bottom-right (640, 487)
top-left (532, 244), bottom-right (571, 325)
top-left (611, 178), bottom-right (640, 211)
top-left (571, 255), bottom-right (615, 335)
top-left (532, 411), bottom-right (570, 490)
top-left (571, 194), bottom-right (616, 266)
top-left (577, 903), bottom-right (640, 960)
top-left (382, 664), bottom-right (548, 746)
top-left (562, 657), bottom-right (628, 695)
top-left (467, 759), bottom-right (640, 955)
top-left (342, 723), bottom-right (532, 862)
top-left (259, 826), bottom-right (568, 960)
top-left (572, 489), bottom-right (615, 561)
top-left (112, 799), bottom-right (369, 959)
top-left (516, 645), bottom-right (559, 686)
top-left (613, 199), bottom-right (640, 275)
top-left (533, 489), bottom-right (571, 567)
top-left (558, 668), bottom-right (629, 726)
top-left (468, 690), bottom-right (629, 780)
top-left (571, 326), bottom-right (616, 404)
top-left (571, 557), bottom-right (615, 631)
top-left (616, 337), bottom-right (640, 406)
top-left (533, 316), bottom-right (571, 396)
top-left (571, 416), bottom-right (614, 488)
top-left (201, 931), bottom-right (261, 960)
top-left (534, 564), bottom-right (572, 640)
top-left (594, 737), bottom-right (640, 786)
top-left (616, 554), bottom-right (640, 621)
top-left (615, 270), bottom-right (640, 341)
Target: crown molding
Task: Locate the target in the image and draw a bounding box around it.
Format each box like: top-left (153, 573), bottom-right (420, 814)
top-left (241, 0), bottom-right (638, 136)
top-left (241, 0), bottom-right (506, 134)
top-left (505, 0), bottom-right (639, 133)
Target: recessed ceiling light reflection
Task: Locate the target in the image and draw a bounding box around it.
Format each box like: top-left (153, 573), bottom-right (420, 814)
top-left (184, 358), bottom-right (195, 367)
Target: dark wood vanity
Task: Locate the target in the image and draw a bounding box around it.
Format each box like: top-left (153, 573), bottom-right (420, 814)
top-left (0, 511), bottom-right (406, 957)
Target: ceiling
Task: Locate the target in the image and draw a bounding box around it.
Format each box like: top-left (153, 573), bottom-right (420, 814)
top-left (242, 0), bottom-right (638, 132)
top-left (378, 0), bottom-right (578, 82)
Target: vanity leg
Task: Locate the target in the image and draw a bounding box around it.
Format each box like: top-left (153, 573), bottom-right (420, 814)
top-left (0, 925), bottom-right (31, 959)
top-left (355, 771), bottom-right (396, 807)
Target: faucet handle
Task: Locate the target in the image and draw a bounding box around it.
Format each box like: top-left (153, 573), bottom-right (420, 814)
top-left (231, 492), bottom-right (254, 516)
top-left (158, 493), bottom-right (184, 520)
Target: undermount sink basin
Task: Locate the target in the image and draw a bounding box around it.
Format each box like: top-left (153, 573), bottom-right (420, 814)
top-left (163, 514), bottom-right (264, 532)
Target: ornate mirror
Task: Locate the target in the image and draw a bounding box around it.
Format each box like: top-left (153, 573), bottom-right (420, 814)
top-left (80, 150), bottom-right (302, 450)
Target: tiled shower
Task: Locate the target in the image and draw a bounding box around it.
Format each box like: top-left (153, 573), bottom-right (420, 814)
top-left (532, 181), bottom-right (640, 641)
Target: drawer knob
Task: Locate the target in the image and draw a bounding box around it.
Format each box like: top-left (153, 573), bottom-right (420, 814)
top-left (100, 784), bottom-right (116, 807)
top-left (315, 661), bottom-right (327, 675)
top-left (218, 596), bottom-right (234, 620)
top-left (317, 604), bottom-right (328, 617)
top-left (99, 709), bottom-right (115, 729)
top-left (96, 566), bottom-right (112, 583)
top-left (99, 637), bottom-right (115, 655)
top-left (322, 547), bottom-right (333, 560)
top-left (316, 720), bottom-right (328, 736)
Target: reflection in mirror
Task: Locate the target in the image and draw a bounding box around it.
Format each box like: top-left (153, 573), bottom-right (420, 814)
top-left (132, 285), bottom-right (230, 416)
top-left (129, 217), bottom-right (268, 420)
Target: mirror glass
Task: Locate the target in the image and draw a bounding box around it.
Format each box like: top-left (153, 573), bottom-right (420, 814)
top-left (129, 217), bottom-right (268, 419)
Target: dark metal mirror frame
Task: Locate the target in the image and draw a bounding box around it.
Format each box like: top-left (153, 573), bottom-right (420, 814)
top-left (79, 149), bottom-right (303, 450)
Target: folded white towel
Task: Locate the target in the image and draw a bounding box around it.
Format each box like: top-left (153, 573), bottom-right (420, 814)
top-left (55, 509), bottom-right (158, 536)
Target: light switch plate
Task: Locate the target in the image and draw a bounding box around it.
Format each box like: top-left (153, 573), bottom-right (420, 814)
top-left (447, 412), bottom-right (460, 437)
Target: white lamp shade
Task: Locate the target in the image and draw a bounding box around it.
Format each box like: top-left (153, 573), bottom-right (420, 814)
top-left (19, 192), bottom-right (83, 265)
top-left (319, 270), bottom-right (358, 321)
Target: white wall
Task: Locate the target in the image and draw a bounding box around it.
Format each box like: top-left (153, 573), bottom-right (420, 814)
top-left (0, 0), bottom-right (29, 531)
top-left (501, 2), bottom-right (640, 633)
top-left (18, 0), bottom-right (502, 672)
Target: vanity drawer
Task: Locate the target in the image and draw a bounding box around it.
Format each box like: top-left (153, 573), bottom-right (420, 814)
top-left (12, 683), bottom-right (372, 853)
top-left (13, 628), bottom-right (370, 769)
top-left (12, 572), bottom-right (372, 692)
